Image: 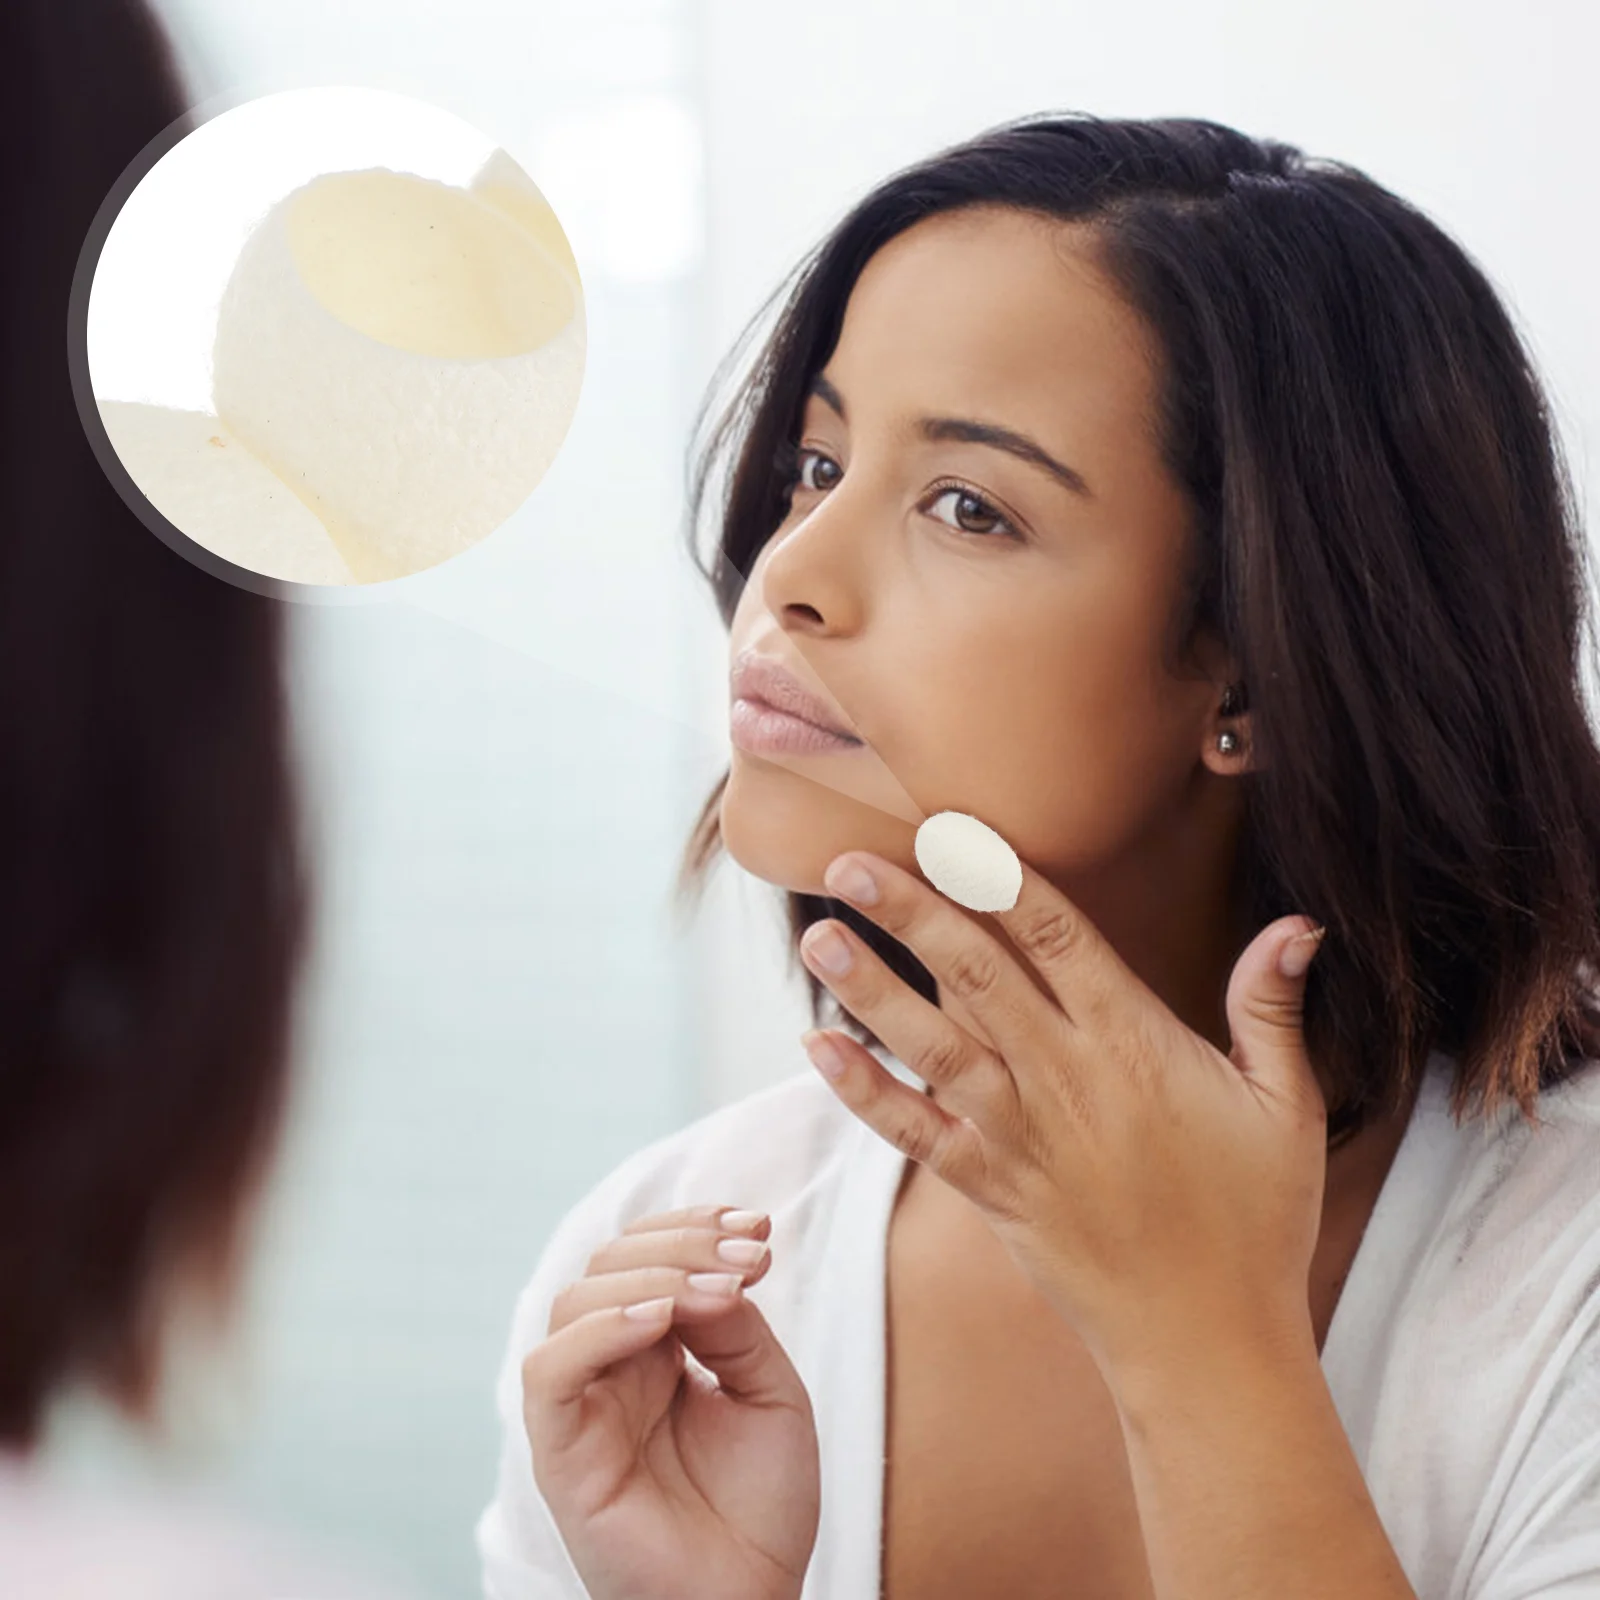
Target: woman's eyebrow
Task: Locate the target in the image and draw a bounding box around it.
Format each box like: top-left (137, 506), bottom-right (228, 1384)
top-left (804, 374), bottom-right (1093, 501)
top-left (918, 417), bottom-right (1094, 501)
top-left (809, 373), bottom-right (848, 419)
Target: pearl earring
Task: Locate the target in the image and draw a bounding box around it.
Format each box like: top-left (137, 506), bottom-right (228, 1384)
top-left (1217, 682), bottom-right (1246, 757)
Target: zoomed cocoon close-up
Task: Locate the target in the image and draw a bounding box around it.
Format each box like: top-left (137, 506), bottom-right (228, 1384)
top-left (87, 93), bottom-right (586, 588)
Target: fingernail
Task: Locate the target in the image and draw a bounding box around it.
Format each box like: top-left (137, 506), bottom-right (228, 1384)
top-left (803, 924), bottom-right (853, 975)
top-left (824, 857), bottom-right (879, 905)
top-left (623, 1296), bottom-right (673, 1321)
top-left (716, 1237), bottom-right (769, 1268)
top-left (720, 1208), bottom-right (767, 1233)
top-left (1279, 925), bottom-right (1327, 979)
top-left (687, 1272), bottom-right (744, 1296)
top-left (802, 1030), bottom-right (848, 1081)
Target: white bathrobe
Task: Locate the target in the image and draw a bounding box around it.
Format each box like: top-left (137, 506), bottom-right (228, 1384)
top-left (477, 1046), bottom-right (1600, 1599)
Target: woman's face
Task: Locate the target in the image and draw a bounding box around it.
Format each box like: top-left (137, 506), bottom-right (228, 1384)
top-left (721, 204), bottom-right (1246, 994)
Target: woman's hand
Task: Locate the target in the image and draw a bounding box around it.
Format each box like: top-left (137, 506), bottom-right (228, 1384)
top-left (521, 1205), bottom-right (820, 1600)
top-left (797, 850), bottom-right (1331, 1386)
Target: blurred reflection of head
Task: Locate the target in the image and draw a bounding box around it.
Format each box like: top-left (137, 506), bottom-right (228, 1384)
top-left (0, 0), bottom-right (309, 1457)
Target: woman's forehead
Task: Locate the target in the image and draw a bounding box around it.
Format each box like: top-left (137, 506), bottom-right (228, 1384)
top-left (814, 210), bottom-right (1162, 460)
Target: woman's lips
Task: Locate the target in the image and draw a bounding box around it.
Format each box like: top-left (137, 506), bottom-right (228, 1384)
top-left (730, 695), bottom-right (866, 756)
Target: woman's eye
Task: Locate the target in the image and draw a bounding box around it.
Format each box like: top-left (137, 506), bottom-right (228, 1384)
top-left (783, 451), bottom-right (1015, 540)
top-left (927, 485), bottom-right (1015, 539)
top-left (794, 449), bottom-right (841, 493)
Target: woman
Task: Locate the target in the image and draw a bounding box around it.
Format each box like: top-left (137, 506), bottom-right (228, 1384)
top-left (479, 114), bottom-right (1600, 1598)
top-left (0, 3), bottom-right (402, 1594)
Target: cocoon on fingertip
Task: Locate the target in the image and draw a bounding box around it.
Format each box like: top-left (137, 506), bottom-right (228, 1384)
top-left (914, 811), bottom-right (1022, 912)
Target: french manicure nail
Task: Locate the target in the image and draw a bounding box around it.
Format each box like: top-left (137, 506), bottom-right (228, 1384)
top-left (623, 1296), bottom-right (673, 1321)
top-left (686, 1271), bottom-right (743, 1295)
top-left (716, 1237), bottom-right (769, 1268)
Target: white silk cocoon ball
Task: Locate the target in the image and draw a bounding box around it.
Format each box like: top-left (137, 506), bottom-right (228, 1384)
top-left (210, 158), bottom-right (585, 582)
top-left (914, 811), bottom-right (1023, 912)
top-left (96, 150), bottom-right (585, 587)
top-left (97, 399), bottom-right (355, 584)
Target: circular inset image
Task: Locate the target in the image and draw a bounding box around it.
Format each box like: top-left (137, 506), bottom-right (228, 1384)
top-left (78, 87), bottom-right (586, 588)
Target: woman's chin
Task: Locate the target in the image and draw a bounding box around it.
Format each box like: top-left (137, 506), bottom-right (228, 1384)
top-left (720, 760), bottom-right (918, 893)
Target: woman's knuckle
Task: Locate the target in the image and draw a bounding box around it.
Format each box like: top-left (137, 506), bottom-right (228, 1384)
top-left (896, 1113), bottom-right (939, 1166)
top-left (1021, 906), bottom-right (1082, 966)
top-left (942, 1119), bottom-right (990, 1193)
top-left (944, 946), bottom-right (1002, 1003)
top-left (916, 1029), bottom-right (969, 1086)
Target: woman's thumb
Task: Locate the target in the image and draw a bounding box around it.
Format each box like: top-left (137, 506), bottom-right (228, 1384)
top-left (1224, 914), bottom-right (1326, 1099)
top-left (672, 1292), bottom-right (809, 1408)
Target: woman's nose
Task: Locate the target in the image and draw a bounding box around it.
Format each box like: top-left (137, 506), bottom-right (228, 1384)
top-left (758, 485), bottom-right (870, 634)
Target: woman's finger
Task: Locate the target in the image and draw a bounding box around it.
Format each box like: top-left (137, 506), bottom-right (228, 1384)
top-left (671, 1291), bottom-right (811, 1410)
top-left (579, 1222), bottom-right (771, 1286)
top-left (548, 1264), bottom-right (754, 1336)
top-left (581, 1223), bottom-right (772, 1283)
top-left (803, 1027), bottom-right (996, 1200)
top-left (798, 916), bottom-right (1013, 1124)
top-left (615, 1204), bottom-right (771, 1239)
top-left (522, 1298), bottom-right (683, 1467)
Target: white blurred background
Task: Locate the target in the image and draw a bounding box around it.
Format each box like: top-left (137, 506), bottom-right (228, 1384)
top-left (39, 2), bottom-right (1599, 1597)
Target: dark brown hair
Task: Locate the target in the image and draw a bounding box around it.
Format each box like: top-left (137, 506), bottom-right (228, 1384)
top-left (0, 0), bottom-right (309, 1448)
top-left (674, 111), bottom-right (1600, 1151)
